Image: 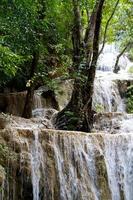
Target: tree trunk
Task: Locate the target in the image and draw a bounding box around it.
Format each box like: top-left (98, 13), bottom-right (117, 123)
top-left (22, 51), bottom-right (39, 118)
top-left (81, 0), bottom-right (105, 131)
top-left (54, 0), bottom-right (105, 132)
top-left (113, 43), bottom-right (130, 73)
top-left (72, 0), bottom-right (82, 69)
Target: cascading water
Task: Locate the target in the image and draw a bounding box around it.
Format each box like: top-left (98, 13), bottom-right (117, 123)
top-left (119, 114), bottom-right (133, 133)
top-left (33, 130), bottom-right (133, 200)
top-left (92, 43), bottom-right (133, 113)
top-left (28, 44), bottom-right (133, 200)
top-left (33, 94), bottom-right (43, 110)
top-left (93, 78), bottom-right (123, 112)
top-left (23, 130), bottom-right (133, 200)
top-left (104, 133), bottom-right (133, 200)
top-left (97, 43), bottom-right (133, 72)
top-left (0, 114), bottom-right (133, 200)
top-left (1, 42), bottom-right (133, 200)
top-left (52, 133), bottom-right (100, 200)
top-left (30, 129), bottom-right (44, 200)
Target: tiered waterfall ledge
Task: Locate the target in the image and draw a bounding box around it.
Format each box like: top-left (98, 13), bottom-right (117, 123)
top-left (0, 114), bottom-right (133, 200)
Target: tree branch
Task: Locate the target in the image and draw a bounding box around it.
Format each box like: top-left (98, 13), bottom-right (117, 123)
top-left (98, 0), bottom-right (120, 56)
top-left (113, 42), bottom-right (131, 73)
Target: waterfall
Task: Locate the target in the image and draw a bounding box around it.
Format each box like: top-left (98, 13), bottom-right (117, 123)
top-left (104, 133), bottom-right (133, 200)
top-left (0, 43), bottom-right (133, 200)
top-left (28, 130), bottom-right (133, 200)
top-left (120, 114), bottom-right (133, 133)
top-left (33, 94), bottom-right (43, 110)
top-left (97, 43), bottom-right (133, 72)
top-left (1, 121), bottom-right (133, 199)
top-left (93, 79), bottom-right (124, 112)
top-left (30, 129), bottom-right (44, 200)
top-left (52, 133), bottom-right (100, 200)
top-left (92, 43), bottom-right (133, 113)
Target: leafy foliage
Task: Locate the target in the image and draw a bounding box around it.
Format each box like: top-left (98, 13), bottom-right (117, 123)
top-left (0, 0), bottom-right (74, 90)
top-left (0, 45), bottom-right (24, 85)
top-left (0, 0), bottom-right (132, 95)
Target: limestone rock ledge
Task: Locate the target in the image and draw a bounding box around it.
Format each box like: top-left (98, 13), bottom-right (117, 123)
top-left (0, 114), bottom-right (132, 200)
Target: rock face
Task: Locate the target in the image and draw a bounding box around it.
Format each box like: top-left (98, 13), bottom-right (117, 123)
top-left (0, 77), bottom-right (133, 117)
top-left (93, 113), bottom-right (133, 134)
top-left (0, 115), bottom-right (133, 200)
top-left (0, 92), bottom-right (26, 116)
top-left (0, 90), bottom-right (59, 117)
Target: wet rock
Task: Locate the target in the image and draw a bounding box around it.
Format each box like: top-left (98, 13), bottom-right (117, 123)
top-left (0, 114), bottom-right (10, 129)
top-left (93, 112), bottom-right (133, 133)
top-left (0, 165), bottom-right (5, 185)
top-left (117, 80), bottom-right (133, 98)
top-left (0, 115), bottom-right (133, 199)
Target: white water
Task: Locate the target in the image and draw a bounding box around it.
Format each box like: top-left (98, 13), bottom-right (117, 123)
top-left (28, 131), bottom-right (133, 200)
top-left (53, 134), bottom-right (101, 200)
top-left (91, 44), bottom-right (133, 200)
top-left (92, 43), bottom-right (133, 113)
top-left (119, 114), bottom-right (133, 133)
top-left (28, 43), bottom-right (133, 200)
top-left (33, 94), bottom-right (43, 110)
top-left (30, 129), bottom-right (44, 200)
top-left (104, 134), bottom-right (133, 200)
top-left (31, 43), bottom-right (132, 114)
top-left (97, 43), bottom-right (133, 72)
top-left (52, 133), bottom-right (133, 200)
top-left (93, 79), bottom-right (123, 112)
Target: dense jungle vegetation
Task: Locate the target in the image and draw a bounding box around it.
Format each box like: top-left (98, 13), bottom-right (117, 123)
top-left (0, 0), bottom-right (133, 131)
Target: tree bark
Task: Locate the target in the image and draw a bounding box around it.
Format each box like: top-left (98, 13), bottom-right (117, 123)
top-left (113, 43), bottom-right (130, 73)
top-left (82, 0), bottom-right (105, 131)
top-left (54, 0), bottom-right (105, 132)
top-left (72, 0), bottom-right (82, 69)
top-left (22, 51), bottom-right (39, 118)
